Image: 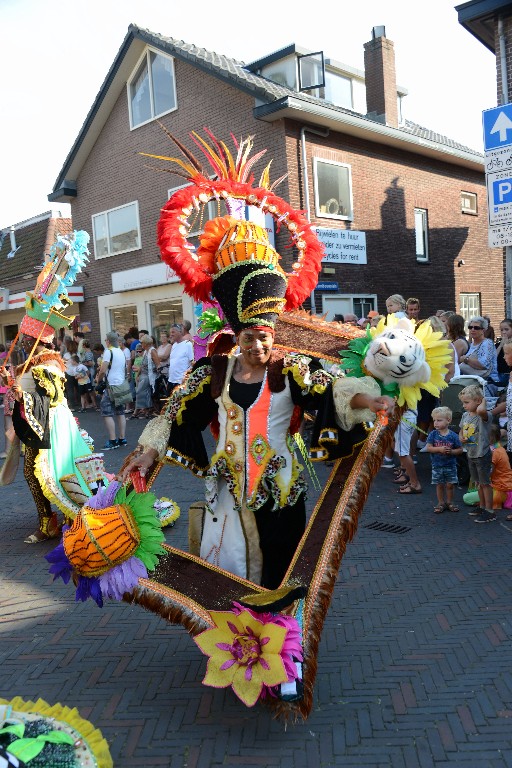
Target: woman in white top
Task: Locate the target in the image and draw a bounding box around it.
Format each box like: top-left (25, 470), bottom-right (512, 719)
top-left (156, 331), bottom-right (172, 379)
top-left (135, 334), bottom-right (160, 418)
top-left (95, 331), bottom-right (127, 450)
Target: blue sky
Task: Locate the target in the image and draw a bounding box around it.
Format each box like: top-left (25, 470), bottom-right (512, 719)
top-left (0, 0), bottom-right (497, 228)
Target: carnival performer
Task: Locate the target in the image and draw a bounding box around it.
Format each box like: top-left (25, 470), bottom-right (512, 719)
top-left (0, 231), bottom-right (104, 543)
top-left (122, 130), bottom-right (395, 587)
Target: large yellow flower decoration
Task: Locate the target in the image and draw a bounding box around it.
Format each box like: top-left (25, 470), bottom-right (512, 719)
top-left (370, 316), bottom-right (452, 410)
top-left (194, 608), bottom-right (290, 707)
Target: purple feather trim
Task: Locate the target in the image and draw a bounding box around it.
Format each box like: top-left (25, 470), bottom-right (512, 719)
top-left (87, 481), bottom-right (120, 509)
top-left (45, 525), bottom-right (73, 584)
top-left (98, 557), bottom-right (148, 600)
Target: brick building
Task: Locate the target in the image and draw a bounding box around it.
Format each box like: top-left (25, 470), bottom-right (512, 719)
top-left (457, 0), bottom-right (512, 317)
top-left (0, 212), bottom-right (74, 345)
top-left (45, 23), bottom-right (502, 342)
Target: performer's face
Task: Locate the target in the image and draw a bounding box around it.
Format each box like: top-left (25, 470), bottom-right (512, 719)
top-left (238, 328), bottom-right (274, 367)
top-left (21, 334), bottom-right (37, 353)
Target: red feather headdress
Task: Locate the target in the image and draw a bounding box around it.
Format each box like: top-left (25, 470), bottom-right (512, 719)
top-left (142, 127), bottom-right (325, 311)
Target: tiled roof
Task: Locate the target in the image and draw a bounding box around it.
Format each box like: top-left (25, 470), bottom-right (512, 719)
top-left (133, 26), bottom-right (483, 158)
top-left (50, 25), bottom-right (484, 195)
top-left (0, 216), bottom-right (72, 284)
top-left (401, 119), bottom-right (480, 154)
top-left (133, 26), bottom-right (290, 102)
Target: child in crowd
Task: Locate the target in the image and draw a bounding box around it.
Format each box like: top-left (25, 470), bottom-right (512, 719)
top-left (459, 384), bottom-right (494, 523)
top-left (426, 406), bottom-right (463, 513)
top-left (385, 294), bottom-right (407, 318)
top-left (488, 424), bottom-right (512, 514)
top-left (72, 354), bottom-right (96, 412)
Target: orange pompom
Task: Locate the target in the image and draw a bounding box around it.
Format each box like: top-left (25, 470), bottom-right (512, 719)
top-left (63, 503), bottom-right (140, 577)
top-left (196, 216), bottom-right (238, 273)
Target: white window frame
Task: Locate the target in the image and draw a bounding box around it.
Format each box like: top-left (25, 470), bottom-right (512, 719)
top-left (91, 201), bottom-right (141, 260)
top-left (461, 191), bottom-right (478, 215)
top-left (127, 47), bottom-right (177, 130)
top-left (459, 293), bottom-right (481, 324)
top-left (321, 293), bottom-right (377, 321)
top-left (313, 158), bottom-right (354, 221)
top-left (414, 207), bottom-right (429, 262)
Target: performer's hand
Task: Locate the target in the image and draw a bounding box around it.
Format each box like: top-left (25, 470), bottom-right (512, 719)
top-left (366, 395), bottom-right (396, 416)
top-left (0, 366), bottom-right (9, 385)
top-left (118, 448), bottom-right (158, 482)
top-left (11, 384), bottom-right (22, 402)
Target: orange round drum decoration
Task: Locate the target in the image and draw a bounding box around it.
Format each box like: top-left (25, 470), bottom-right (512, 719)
top-left (63, 503), bottom-right (140, 577)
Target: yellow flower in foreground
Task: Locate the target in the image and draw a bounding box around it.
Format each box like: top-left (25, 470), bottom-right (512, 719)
top-left (194, 609), bottom-right (289, 707)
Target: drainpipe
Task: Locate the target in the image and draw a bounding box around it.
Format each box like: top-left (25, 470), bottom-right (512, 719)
top-left (499, 17), bottom-right (508, 104)
top-left (300, 125), bottom-right (329, 313)
top-left (499, 17), bottom-right (512, 316)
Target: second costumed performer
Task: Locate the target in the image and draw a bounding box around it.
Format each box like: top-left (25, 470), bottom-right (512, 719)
top-left (122, 131), bottom-right (395, 590)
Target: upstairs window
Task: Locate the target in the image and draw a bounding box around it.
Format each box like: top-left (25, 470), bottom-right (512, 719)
top-left (128, 48), bottom-right (177, 129)
top-left (461, 191), bottom-right (478, 215)
top-left (314, 158), bottom-right (353, 220)
top-left (414, 208), bottom-right (429, 262)
top-left (92, 202), bottom-right (141, 259)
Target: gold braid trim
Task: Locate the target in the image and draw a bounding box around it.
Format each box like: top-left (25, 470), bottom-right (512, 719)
top-left (165, 364), bottom-right (212, 426)
top-left (282, 354), bottom-right (330, 395)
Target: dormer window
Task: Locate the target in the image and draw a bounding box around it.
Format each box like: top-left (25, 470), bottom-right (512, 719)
top-left (128, 48), bottom-right (177, 129)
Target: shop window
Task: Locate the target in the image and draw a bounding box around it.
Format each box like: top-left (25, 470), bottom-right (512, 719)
top-left (461, 191), bottom-right (477, 215)
top-left (109, 305), bottom-right (138, 337)
top-left (150, 299), bottom-right (184, 339)
top-left (459, 293), bottom-right (481, 323)
top-left (92, 202), bottom-right (141, 259)
top-left (414, 208), bottom-right (429, 262)
top-left (128, 48), bottom-right (177, 129)
top-left (314, 158), bottom-right (353, 220)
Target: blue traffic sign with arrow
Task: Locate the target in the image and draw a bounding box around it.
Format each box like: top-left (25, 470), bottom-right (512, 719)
top-left (483, 104), bottom-right (512, 151)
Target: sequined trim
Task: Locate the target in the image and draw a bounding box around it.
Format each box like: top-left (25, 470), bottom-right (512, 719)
top-left (21, 392), bottom-right (45, 440)
top-left (282, 353), bottom-right (331, 395)
top-left (165, 447), bottom-right (208, 477)
top-left (165, 364), bottom-right (212, 425)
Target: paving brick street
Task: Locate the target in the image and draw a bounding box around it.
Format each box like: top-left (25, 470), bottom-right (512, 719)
top-left (1, 409), bottom-right (511, 767)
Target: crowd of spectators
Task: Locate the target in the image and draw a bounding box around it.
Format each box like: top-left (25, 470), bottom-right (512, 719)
top-left (376, 297), bottom-right (512, 523)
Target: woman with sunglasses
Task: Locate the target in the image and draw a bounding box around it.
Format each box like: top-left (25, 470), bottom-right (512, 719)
top-left (459, 316), bottom-right (498, 380)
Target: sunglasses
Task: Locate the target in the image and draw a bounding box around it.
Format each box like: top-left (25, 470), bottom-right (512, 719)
top-left (468, 325), bottom-right (483, 330)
